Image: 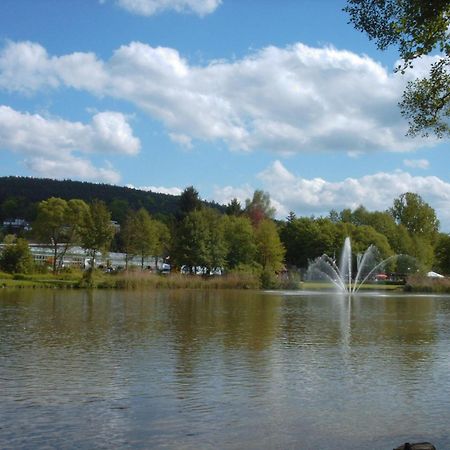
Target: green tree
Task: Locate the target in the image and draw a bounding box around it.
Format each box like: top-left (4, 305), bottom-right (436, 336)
top-left (133, 208), bottom-right (158, 269)
top-left (109, 198), bottom-right (130, 224)
top-left (0, 238), bottom-right (34, 274)
top-left (202, 209), bottom-right (228, 273)
top-left (411, 234), bottom-right (435, 270)
top-left (434, 233), bottom-right (450, 274)
top-left (152, 220), bottom-right (171, 270)
top-left (345, 0), bottom-right (450, 137)
top-left (225, 198), bottom-right (243, 216)
top-left (173, 208), bottom-right (227, 273)
top-left (255, 219), bottom-right (285, 272)
top-left (33, 197), bottom-right (88, 273)
top-left (120, 210), bottom-right (139, 270)
top-left (173, 209), bottom-right (209, 273)
top-left (223, 215), bottom-right (256, 269)
top-left (350, 224), bottom-right (394, 259)
top-left (80, 200), bottom-right (115, 271)
top-left (280, 217), bottom-right (336, 269)
top-left (390, 192), bottom-right (439, 239)
top-left (178, 186), bottom-right (202, 218)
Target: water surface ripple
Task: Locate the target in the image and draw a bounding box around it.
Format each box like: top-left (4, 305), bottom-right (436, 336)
top-left (1, 289), bottom-right (450, 449)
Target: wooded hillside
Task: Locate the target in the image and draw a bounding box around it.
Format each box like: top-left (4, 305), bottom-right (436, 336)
top-left (0, 176), bottom-right (223, 222)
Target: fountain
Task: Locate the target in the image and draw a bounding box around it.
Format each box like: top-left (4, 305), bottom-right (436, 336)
top-left (306, 237), bottom-right (398, 293)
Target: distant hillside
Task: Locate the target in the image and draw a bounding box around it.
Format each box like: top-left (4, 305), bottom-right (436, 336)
top-left (0, 176), bottom-right (224, 223)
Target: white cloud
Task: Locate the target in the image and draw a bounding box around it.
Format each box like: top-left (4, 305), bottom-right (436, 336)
top-left (126, 184), bottom-right (183, 195)
top-left (26, 156), bottom-right (121, 185)
top-left (0, 40), bottom-right (441, 156)
top-left (212, 184), bottom-right (254, 205)
top-left (403, 158), bottom-right (429, 169)
top-left (113, 0), bottom-right (221, 16)
top-left (0, 105), bottom-right (140, 183)
top-left (214, 160), bottom-right (450, 230)
top-left (169, 132), bottom-right (193, 148)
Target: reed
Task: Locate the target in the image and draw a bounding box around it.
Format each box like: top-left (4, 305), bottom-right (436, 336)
top-left (405, 274), bottom-right (450, 293)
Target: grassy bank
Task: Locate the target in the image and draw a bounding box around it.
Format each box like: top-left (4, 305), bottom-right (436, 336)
top-left (0, 270), bottom-right (263, 290)
top-left (4, 271), bottom-right (437, 292)
top-left (405, 274), bottom-right (450, 294)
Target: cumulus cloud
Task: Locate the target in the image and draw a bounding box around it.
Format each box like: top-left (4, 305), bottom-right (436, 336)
top-left (0, 40), bottom-right (439, 155)
top-left (0, 41), bottom-right (106, 94)
top-left (214, 160), bottom-right (450, 230)
top-left (403, 158), bottom-right (429, 169)
top-left (26, 156), bottom-right (121, 185)
top-left (112, 0), bottom-right (221, 16)
top-left (0, 105), bottom-right (140, 182)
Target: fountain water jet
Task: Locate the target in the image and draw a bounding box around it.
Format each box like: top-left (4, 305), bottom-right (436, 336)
top-left (307, 237), bottom-right (398, 293)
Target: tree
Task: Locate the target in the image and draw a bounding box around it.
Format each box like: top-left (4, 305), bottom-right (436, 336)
top-left (173, 209), bottom-right (209, 273)
top-left (109, 198), bottom-right (130, 224)
top-left (178, 186), bottom-right (202, 218)
top-left (152, 220), bottom-right (171, 270)
top-left (390, 192), bottom-right (439, 239)
top-left (350, 224), bottom-right (394, 259)
top-left (173, 208), bottom-right (227, 273)
top-left (280, 217), bottom-right (321, 269)
top-left (245, 190), bottom-right (276, 227)
top-left (202, 209), bottom-right (228, 273)
top-left (255, 219), bottom-right (285, 272)
top-left (121, 210), bottom-right (139, 270)
top-left (223, 215), bottom-right (256, 269)
top-left (133, 209), bottom-right (158, 269)
top-left (225, 198), bottom-right (243, 216)
top-left (434, 233), bottom-right (450, 274)
top-left (0, 238), bottom-right (34, 274)
top-left (80, 200), bottom-right (115, 271)
top-left (33, 197), bottom-right (88, 273)
top-left (120, 208), bottom-right (169, 270)
top-left (345, 0), bottom-right (450, 137)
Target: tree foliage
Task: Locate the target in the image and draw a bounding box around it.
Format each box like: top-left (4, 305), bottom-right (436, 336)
top-left (245, 190), bottom-right (276, 227)
top-left (255, 219), bottom-right (285, 272)
top-left (434, 233), bottom-right (450, 274)
top-left (390, 192), bottom-right (439, 239)
top-left (345, 0), bottom-right (450, 137)
top-left (0, 238), bottom-right (34, 274)
top-left (223, 215), bottom-right (256, 269)
top-left (33, 197), bottom-right (88, 273)
top-left (178, 186), bottom-right (202, 218)
top-left (80, 200), bottom-right (115, 267)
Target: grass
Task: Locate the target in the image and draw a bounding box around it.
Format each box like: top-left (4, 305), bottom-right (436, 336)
top-left (0, 270), bottom-right (262, 290)
top-left (1, 270), bottom-right (424, 292)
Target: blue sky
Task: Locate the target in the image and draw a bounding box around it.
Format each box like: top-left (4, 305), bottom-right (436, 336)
top-left (0, 0), bottom-right (449, 229)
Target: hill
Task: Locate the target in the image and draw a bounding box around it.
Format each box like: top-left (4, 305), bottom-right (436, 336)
top-left (0, 176), bottom-right (224, 223)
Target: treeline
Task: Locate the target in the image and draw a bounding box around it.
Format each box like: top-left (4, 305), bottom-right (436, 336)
top-left (1, 185), bottom-right (450, 283)
top-left (0, 188), bottom-right (286, 287)
top-left (0, 176), bottom-right (224, 223)
top-left (282, 192), bottom-right (450, 275)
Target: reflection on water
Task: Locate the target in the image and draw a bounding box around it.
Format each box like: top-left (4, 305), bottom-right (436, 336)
top-left (1, 289), bottom-right (450, 449)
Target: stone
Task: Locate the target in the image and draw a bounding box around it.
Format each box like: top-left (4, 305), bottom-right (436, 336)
top-left (393, 443), bottom-right (436, 450)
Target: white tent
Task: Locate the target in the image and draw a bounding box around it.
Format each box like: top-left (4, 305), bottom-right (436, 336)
top-left (427, 271), bottom-right (444, 278)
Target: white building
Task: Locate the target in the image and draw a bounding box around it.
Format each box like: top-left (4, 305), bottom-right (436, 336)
top-left (0, 243), bottom-right (167, 271)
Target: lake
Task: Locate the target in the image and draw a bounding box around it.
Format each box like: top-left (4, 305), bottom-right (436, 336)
top-left (1, 289), bottom-right (450, 449)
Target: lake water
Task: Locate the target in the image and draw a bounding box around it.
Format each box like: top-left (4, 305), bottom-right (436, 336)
top-left (1, 289), bottom-right (450, 449)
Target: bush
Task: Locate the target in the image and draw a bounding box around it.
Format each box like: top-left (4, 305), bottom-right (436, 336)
top-left (0, 239), bottom-right (34, 274)
top-left (260, 269), bottom-right (280, 289)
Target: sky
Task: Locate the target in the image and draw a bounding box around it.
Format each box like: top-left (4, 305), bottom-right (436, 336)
top-left (0, 0), bottom-right (449, 229)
